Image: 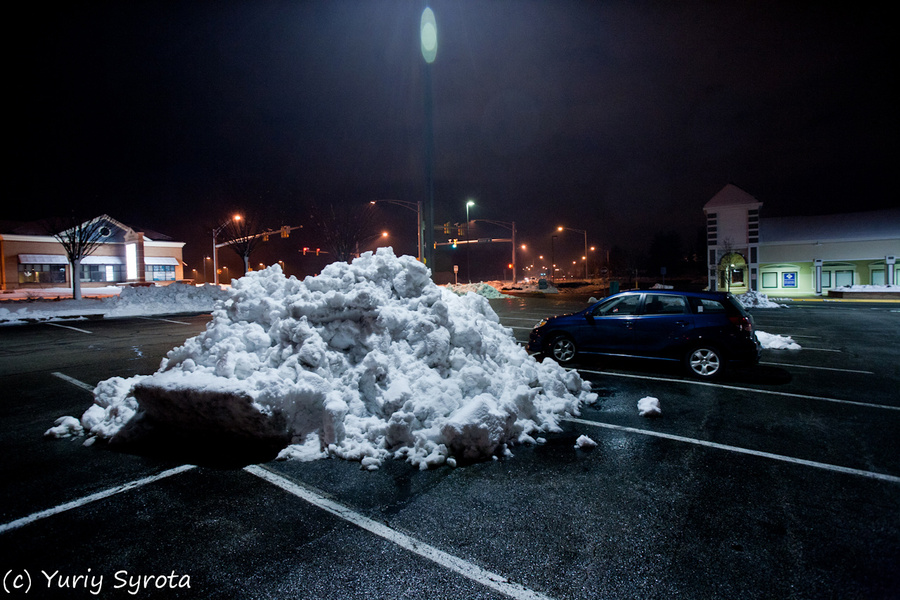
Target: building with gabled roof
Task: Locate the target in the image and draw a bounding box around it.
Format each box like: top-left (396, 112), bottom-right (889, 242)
top-left (704, 185), bottom-right (898, 296)
top-left (0, 215), bottom-right (185, 291)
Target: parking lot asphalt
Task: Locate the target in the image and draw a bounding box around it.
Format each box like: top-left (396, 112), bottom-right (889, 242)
top-left (1, 299), bottom-right (898, 599)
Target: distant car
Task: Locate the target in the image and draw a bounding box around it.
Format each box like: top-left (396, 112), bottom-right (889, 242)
top-left (527, 290), bottom-right (761, 378)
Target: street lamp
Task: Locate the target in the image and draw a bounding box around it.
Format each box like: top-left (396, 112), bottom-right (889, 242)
top-left (550, 236), bottom-right (557, 282)
top-left (212, 215), bottom-right (241, 286)
top-left (370, 199), bottom-right (424, 262)
top-left (421, 6), bottom-right (437, 267)
top-left (557, 225), bottom-right (589, 281)
top-left (465, 200), bottom-right (475, 283)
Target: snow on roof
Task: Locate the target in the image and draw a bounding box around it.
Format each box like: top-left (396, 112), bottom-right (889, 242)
top-left (703, 184), bottom-right (762, 211)
top-left (760, 209), bottom-right (900, 244)
top-left (60, 249), bottom-right (597, 470)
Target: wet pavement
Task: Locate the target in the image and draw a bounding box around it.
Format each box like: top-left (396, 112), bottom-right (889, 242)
top-left (1, 300), bottom-right (898, 599)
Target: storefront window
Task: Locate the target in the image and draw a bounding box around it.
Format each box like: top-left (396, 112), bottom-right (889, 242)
top-left (18, 264), bottom-right (67, 284)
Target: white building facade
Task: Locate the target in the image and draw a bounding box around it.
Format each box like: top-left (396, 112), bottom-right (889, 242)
top-left (704, 185), bottom-right (898, 296)
top-left (1, 215), bottom-right (185, 291)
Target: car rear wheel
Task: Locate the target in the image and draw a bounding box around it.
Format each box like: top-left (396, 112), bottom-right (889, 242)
top-left (685, 346), bottom-right (722, 378)
top-left (547, 335), bottom-right (577, 364)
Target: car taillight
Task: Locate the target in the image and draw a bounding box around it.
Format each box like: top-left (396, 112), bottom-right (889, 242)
top-left (729, 315), bottom-right (753, 333)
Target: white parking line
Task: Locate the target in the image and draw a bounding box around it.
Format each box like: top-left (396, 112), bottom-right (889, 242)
top-left (576, 369), bottom-right (899, 412)
top-left (245, 465), bottom-right (557, 600)
top-left (0, 465), bottom-right (196, 534)
top-left (52, 372), bottom-right (95, 393)
top-left (760, 362), bottom-right (874, 375)
top-left (44, 322), bottom-right (93, 334)
top-left (136, 316), bottom-right (191, 325)
top-left (797, 347), bottom-right (843, 353)
top-left (564, 417), bottom-right (900, 484)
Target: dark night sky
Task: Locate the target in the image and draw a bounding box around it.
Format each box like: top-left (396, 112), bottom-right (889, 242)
top-left (10, 1), bottom-right (897, 279)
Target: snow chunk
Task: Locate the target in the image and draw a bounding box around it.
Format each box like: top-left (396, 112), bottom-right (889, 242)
top-left (44, 416), bottom-right (84, 438)
top-left (574, 434), bottom-right (597, 449)
top-left (637, 396), bottom-right (661, 417)
top-left (756, 331), bottom-right (801, 350)
top-left (63, 250), bottom-right (596, 468)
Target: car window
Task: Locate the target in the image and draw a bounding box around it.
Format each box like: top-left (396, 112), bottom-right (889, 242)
top-left (689, 297), bottom-right (726, 314)
top-left (643, 294), bottom-right (687, 315)
top-left (594, 295), bottom-right (641, 316)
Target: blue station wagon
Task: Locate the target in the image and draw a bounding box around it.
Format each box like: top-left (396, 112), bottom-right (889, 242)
top-left (527, 290), bottom-right (761, 378)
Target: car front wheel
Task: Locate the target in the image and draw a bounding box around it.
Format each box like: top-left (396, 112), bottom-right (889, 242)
top-left (685, 346), bottom-right (722, 378)
top-left (548, 336), bottom-right (577, 364)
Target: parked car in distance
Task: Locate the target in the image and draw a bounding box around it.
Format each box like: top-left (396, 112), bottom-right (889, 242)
top-left (527, 290), bottom-right (761, 378)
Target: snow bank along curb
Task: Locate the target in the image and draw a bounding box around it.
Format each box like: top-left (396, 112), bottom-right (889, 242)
top-left (50, 249), bottom-right (597, 470)
top-left (0, 283), bottom-right (228, 324)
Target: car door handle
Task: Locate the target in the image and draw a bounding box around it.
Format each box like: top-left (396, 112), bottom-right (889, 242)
top-left (674, 320), bottom-right (688, 327)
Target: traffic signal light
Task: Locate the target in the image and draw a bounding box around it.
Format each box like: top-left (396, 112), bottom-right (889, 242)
top-left (451, 239), bottom-right (457, 248)
top-left (302, 247), bottom-right (309, 255)
top-left (281, 226), bottom-right (290, 238)
top-left (443, 222), bottom-right (451, 235)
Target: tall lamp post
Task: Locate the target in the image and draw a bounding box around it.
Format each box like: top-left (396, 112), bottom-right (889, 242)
top-left (370, 199), bottom-right (424, 262)
top-left (421, 6), bottom-right (437, 268)
top-left (465, 199), bottom-right (474, 283)
top-left (212, 215), bottom-right (240, 286)
top-left (551, 236), bottom-right (557, 282)
top-left (557, 226), bottom-right (589, 281)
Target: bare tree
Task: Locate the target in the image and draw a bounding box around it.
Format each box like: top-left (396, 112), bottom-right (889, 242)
top-left (311, 202), bottom-right (381, 263)
top-left (221, 213), bottom-right (268, 276)
top-left (46, 214), bottom-right (106, 300)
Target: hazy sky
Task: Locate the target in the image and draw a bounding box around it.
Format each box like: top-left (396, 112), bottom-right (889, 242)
top-left (11, 1), bottom-right (896, 276)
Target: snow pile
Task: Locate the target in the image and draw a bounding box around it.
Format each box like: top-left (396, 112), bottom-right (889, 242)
top-left (444, 282), bottom-right (511, 299)
top-left (60, 249), bottom-right (596, 469)
top-left (833, 284), bottom-right (897, 292)
top-left (737, 291), bottom-right (787, 308)
top-left (574, 435), bottom-right (597, 449)
top-left (637, 396), bottom-right (661, 417)
top-left (106, 283), bottom-right (228, 317)
top-left (756, 331), bottom-right (801, 350)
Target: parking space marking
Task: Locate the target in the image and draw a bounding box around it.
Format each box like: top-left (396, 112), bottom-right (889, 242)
top-left (577, 369), bottom-right (900, 412)
top-left (52, 372), bottom-right (95, 393)
top-left (136, 316), bottom-right (191, 325)
top-left (760, 361), bottom-right (874, 375)
top-left (44, 322), bottom-right (93, 334)
top-left (0, 465), bottom-right (196, 534)
top-left (796, 347), bottom-right (842, 352)
top-left (564, 417), bottom-right (900, 484)
top-left (245, 465), bottom-right (557, 600)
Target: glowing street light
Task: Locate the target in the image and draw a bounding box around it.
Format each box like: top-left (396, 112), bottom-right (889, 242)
top-left (420, 7), bottom-right (437, 64)
top-left (213, 215), bottom-right (241, 286)
top-left (371, 199), bottom-right (424, 262)
top-left (557, 225), bottom-right (589, 281)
